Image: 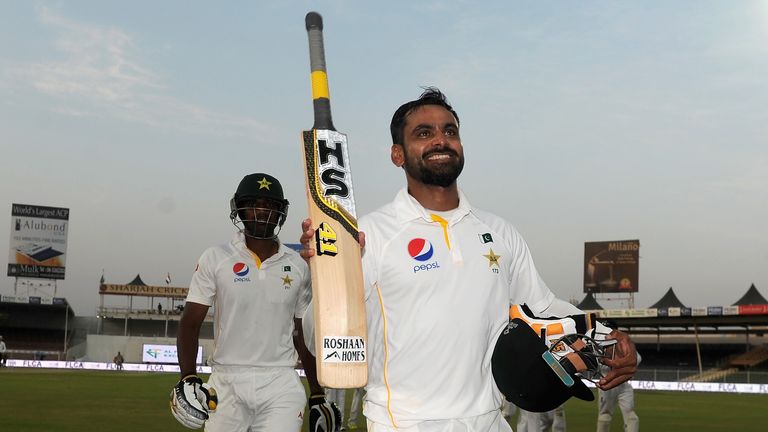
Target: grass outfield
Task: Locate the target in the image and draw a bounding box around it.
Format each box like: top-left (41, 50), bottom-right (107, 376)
top-left (1, 368), bottom-right (766, 431)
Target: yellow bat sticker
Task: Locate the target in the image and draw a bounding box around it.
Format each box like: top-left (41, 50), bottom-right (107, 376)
top-left (315, 221), bottom-right (338, 256)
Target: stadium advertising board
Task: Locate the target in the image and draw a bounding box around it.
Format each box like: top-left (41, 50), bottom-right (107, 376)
top-left (5, 360), bottom-right (765, 394)
top-left (99, 283), bottom-right (188, 298)
top-left (584, 239), bottom-right (639, 293)
top-left (143, 344), bottom-right (203, 364)
top-left (7, 203), bottom-right (69, 280)
top-left (740, 304), bottom-right (768, 315)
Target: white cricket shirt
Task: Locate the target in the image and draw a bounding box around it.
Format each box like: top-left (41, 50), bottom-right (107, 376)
top-left (186, 233), bottom-right (311, 367)
top-left (360, 188), bottom-right (555, 428)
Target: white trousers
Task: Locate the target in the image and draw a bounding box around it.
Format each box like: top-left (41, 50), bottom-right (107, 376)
top-left (597, 383), bottom-right (639, 432)
top-left (348, 388), bottom-right (366, 425)
top-left (516, 406), bottom-right (566, 432)
top-left (326, 388), bottom-right (347, 424)
top-left (204, 366), bottom-right (305, 432)
top-left (367, 409), bottom-right (513, 432)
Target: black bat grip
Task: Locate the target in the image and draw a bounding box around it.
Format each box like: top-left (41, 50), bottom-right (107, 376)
top-left (305, 11), bottom-right (335, 131)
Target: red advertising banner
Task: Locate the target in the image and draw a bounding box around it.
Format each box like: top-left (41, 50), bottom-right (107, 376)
top-left (738, 304), bottom-right (768, 315)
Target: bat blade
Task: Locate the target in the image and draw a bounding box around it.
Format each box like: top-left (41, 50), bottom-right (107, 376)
top-left (302, 11), bottom-right (367, 389)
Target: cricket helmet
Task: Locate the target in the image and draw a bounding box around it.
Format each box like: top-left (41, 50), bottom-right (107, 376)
top-left (492, 315), bottom-right (607, 412)
top-left (229, 173), bottom-right (289, 239)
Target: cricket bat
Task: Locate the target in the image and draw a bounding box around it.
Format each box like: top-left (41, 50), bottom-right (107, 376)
top-left (302, 11), bottom-right (367, 388)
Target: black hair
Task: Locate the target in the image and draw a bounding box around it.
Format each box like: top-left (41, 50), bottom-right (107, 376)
top-left (390, 87), bottom-right (460, 145)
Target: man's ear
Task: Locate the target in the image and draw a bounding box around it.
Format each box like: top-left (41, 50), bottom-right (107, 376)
top-left (391, 144), bottom-right (404, 167)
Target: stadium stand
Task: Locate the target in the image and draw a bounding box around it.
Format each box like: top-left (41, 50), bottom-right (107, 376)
top-left (1, 274), bottom-right (216, 365)
top-left (681, 367), bottom-right (740, 383)
top-left (728, 345), bottom-right (768, 368)
top-left (576, 292), bottom-right (604, 311)
top-left (0, 298), bottom-right (74, 360)
top-left (650, 287), bottom-right (687, 309)
top-left (84, 274), bottom-right (215, 364)
top-left (3, 280), bottom-right (767, 387)
top-left (577, 285), bottom-right (768, 384)
top-left (733, 284), bottom-right (768, 306)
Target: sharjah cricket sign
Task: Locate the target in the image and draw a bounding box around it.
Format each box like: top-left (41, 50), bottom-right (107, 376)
top-left (7, 203), bottom-right (70, 280)
top-left (583, 240), bottom-right (639, 293)
top-left (99, 283), bottom-right (188, 298)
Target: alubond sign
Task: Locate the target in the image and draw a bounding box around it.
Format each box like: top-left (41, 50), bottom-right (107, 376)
top-left (7, 203), bottom-right (70, 279)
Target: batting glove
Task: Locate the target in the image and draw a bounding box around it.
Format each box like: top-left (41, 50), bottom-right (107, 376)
top-left (169, 374), bottom-right (218, 429)
top-left (308, 393), bottom-right (341, 432)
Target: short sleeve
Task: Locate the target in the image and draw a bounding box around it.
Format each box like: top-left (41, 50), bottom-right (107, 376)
top-left (503, 224), bottom-right (555, 312)
top-left (360, 218), bottom-right (378, 301)
top-left (186, 248), bottom-right (217, 306)
top-left (293, 259), bottom-right (312, 319)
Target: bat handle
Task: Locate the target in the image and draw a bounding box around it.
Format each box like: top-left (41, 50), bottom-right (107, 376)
top-left (305, 11), bottom-right (335, 131)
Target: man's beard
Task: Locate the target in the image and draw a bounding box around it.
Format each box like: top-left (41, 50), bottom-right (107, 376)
top-left (403, 147), bottom-right (464, 187)
top-left (241, 212), bottom-right (283, 239)
top-left (243, 221), bottom-right (279, 239)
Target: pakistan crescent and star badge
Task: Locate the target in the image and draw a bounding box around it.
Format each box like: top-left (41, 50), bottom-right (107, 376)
top-left (483, 248), bottom-right (501, 267)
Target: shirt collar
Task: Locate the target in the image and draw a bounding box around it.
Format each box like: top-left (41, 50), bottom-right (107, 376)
top-left (231, 232), bottom-right (286, 261)
top-left (393, 187), bottom-right (473, 224)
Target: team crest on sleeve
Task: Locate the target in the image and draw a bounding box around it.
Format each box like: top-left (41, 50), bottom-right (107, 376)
top-left (483, 248), bottom-right (501, 273)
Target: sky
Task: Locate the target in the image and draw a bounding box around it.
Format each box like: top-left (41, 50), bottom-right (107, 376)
top-left (1, 1), bottom-right (766, 316)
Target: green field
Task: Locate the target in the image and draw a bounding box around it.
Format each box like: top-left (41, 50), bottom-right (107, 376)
top-left (1, 368), bottom-right (766, 431)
